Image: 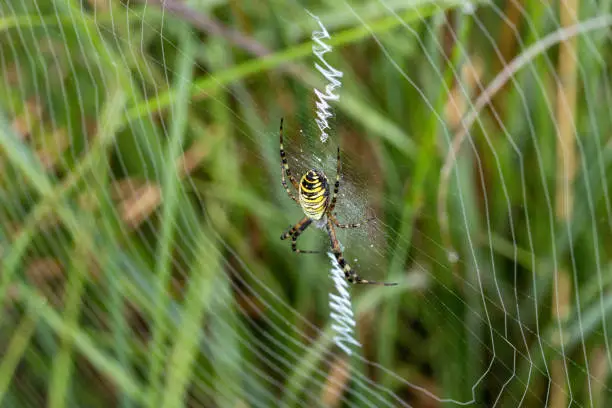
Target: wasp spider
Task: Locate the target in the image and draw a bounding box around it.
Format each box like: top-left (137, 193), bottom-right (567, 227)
top-left (279, 118), bottom-right (396, 286)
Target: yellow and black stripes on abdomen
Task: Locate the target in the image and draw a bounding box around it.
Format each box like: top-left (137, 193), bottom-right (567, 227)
top-left (299, 170), bottom-right (329, 220)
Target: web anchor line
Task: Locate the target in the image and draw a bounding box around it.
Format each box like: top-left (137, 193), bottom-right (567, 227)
top-left (307, 10), bottom-right (343, 143)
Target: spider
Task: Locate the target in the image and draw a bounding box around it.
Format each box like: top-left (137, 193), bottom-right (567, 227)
top-left (279, 118), bottom-right (397, 286)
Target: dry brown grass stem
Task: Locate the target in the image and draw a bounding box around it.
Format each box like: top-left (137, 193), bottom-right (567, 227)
top-left (551, 0), bottom-right (579, 406)
top-left (320, 356), bottom-right (350, 407)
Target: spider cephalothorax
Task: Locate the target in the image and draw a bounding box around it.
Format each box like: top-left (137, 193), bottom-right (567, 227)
top-left (278, 118), bottom-right (396, 286)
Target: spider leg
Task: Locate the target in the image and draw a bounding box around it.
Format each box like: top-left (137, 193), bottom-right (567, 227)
top-left (328, 147), bottom-right (341, 213)
top-left (280, 216), bottom-right (320, 254)
top-left (280, 118), bottom-right (299, 203)
top-left (331, 213), bottom-right (375, 229)
top-left (326, 218), bottom-right (397, 286)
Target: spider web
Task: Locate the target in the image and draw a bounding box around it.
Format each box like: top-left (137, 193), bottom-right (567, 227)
top-left (1, 0), bottom-right (611, 407)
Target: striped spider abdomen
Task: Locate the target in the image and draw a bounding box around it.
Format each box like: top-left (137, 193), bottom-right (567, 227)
top-left (298, 169), bottom-right (330, 221)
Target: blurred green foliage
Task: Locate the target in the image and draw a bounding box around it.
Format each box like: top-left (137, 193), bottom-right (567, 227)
top-left (1, 0), bottom-right (612, 407)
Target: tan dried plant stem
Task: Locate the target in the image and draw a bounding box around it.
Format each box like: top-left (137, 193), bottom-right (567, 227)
top-left (550, 0), bottom-right (579, 407)
top-left (320, 357), bottom-right (350, 407)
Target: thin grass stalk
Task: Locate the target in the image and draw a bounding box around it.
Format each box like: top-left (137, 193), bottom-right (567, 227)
top-left (0, 309), bottom-right (39, 404)
top-left (160, 228), bottom-right (220, 408)
top-left (48, 244), bottom-right (89, 408)
top-left (144, 18), bottom-right (196, 408)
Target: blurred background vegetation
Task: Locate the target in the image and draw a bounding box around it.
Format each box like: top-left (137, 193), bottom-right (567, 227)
top-left (1, 0), bottom-right (612, 407)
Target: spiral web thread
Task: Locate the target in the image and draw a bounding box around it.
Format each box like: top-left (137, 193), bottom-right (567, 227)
top-left (1, 0), bottom-right (612, 407)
